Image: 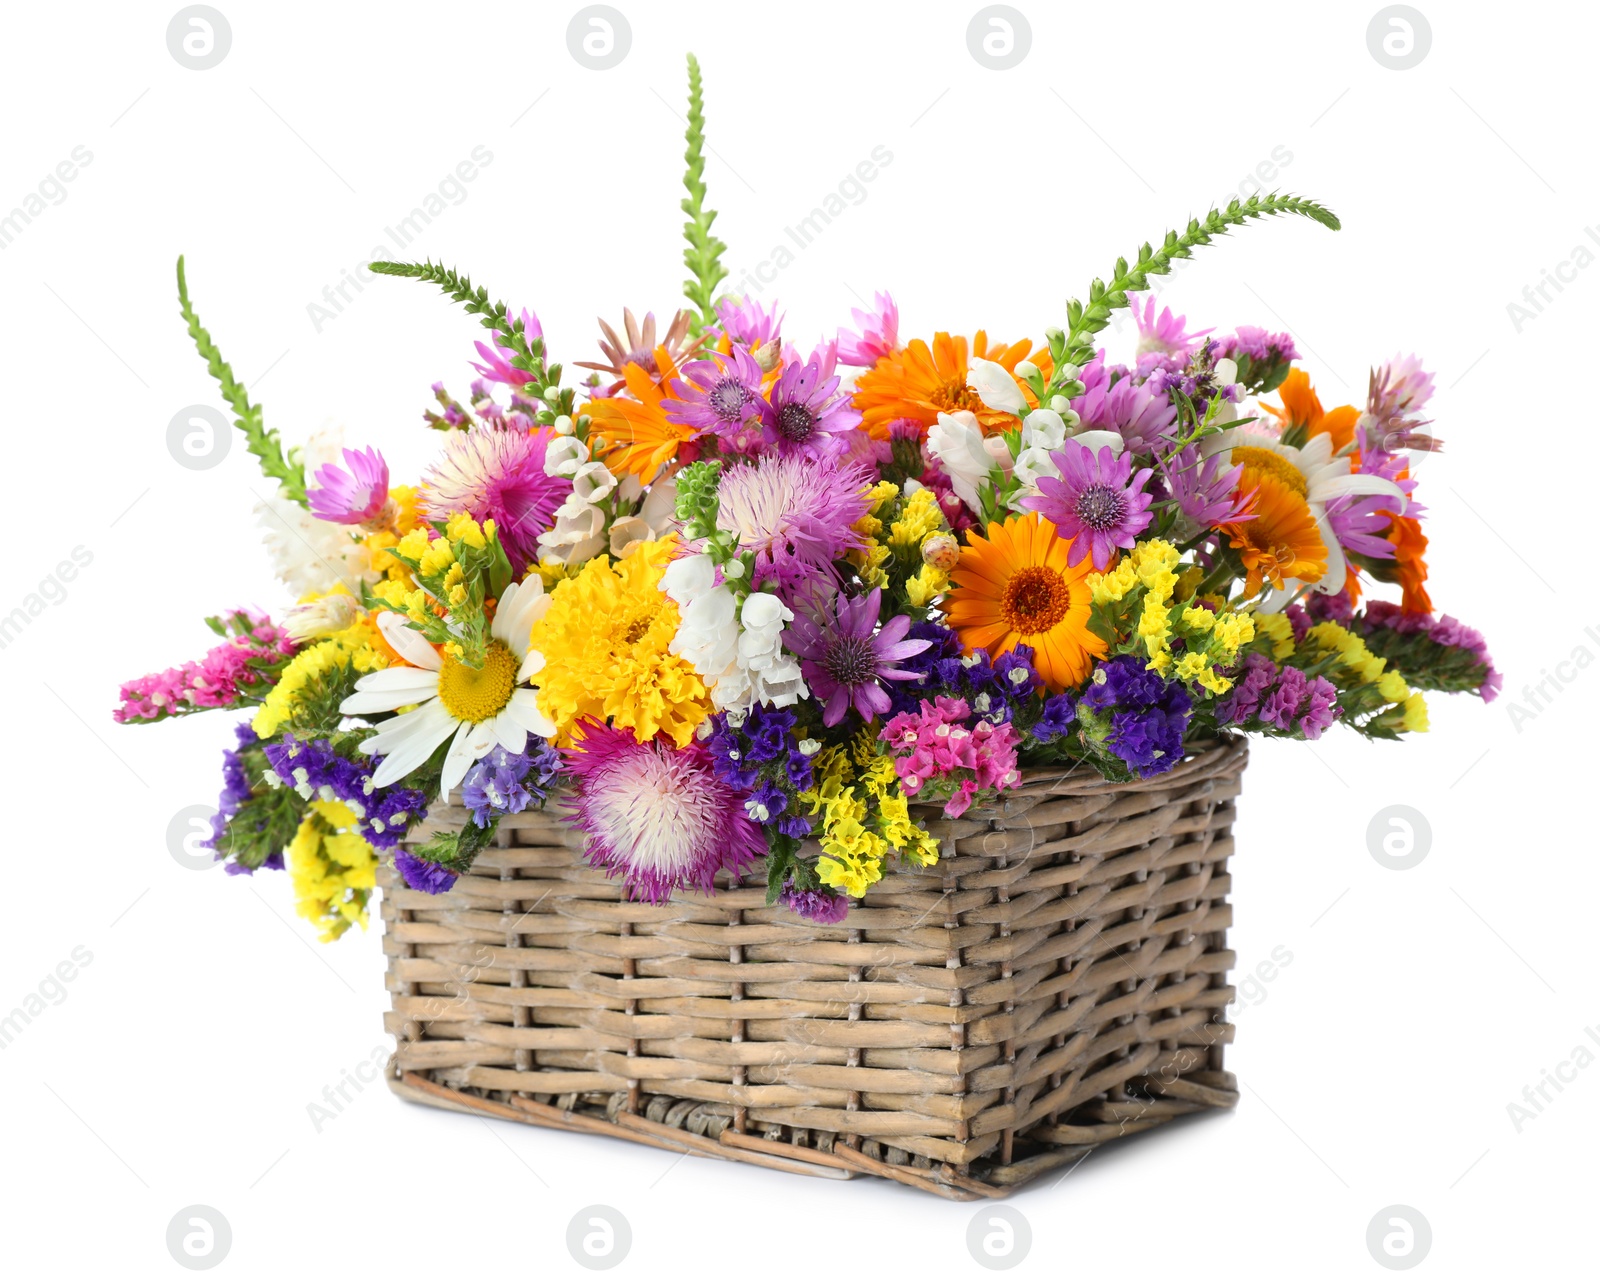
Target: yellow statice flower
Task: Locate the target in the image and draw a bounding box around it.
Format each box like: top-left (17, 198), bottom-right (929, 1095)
top-left (887, 487), bottom-right (943, 548)
top-left (905, 563), bottom-right (949, 608)
top-left (253, 618), bottom-right (390, 738)
top-left (1402, 693), bottom-right (1429, 733)
top-left (1378, 670), bottom-right (1410, 704)
top-left (526, 536), bottom-right (710, 746)
top-left (1087, 557), bottom-right (1139, 604)
top-left (1307, 621), bottom-right (1387, 683)
top-left (1129, 539), bottom-right (1180, 600)
top-left (1181, 604), bottom-right (1216, 633)
top-left (1252, 611), bottom-right (1296, 660)
top-left (1137, 594), bottom-right (1171, 659)
top-left (287, 800), bottom-right (376, 942)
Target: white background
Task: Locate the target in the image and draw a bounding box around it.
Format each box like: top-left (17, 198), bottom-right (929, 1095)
top-left (2, 1), bottom-right (1594, 1272)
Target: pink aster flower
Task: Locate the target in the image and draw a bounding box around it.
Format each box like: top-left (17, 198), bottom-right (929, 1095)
top-left (666, 345), bottom-right (766, 437)
top-left (1132, 295), bottom-right (1212, 359)
top-left (1022, 440), bottom-right (1155, 570)
top-left (470, 308), bottom-right (543, 388)
top-left (837, 291), bottom-right (899, 366)
top-left (420, 424), bottom-right (572, 572)
top-left (565, 723), bottom-right (765, 903)
top-left (757, 352), bottom-right (862, 456)
top-left (714, 454), bottom-right (872, 594)
top-left (715, 295), bottom-right (782, 348)
top-left (1071, 353), bottom-right (1178, 451)
top-left (307, 446), bottom-right (389, 525)
top-left (785, 588), bottom-right (931, 726)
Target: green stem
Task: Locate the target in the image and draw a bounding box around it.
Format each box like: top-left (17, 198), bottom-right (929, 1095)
top-left (680, 53), bottom-right (728, 333)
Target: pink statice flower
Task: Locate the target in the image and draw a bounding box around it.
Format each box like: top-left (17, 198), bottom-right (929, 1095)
top-left (307, 446), bottom-right (389, 525)
top-left (565, 722), bottom-right (765, 903)
top-left (470, 308), bottom-right (543, 388)
top-left (878, 696), bottom-right (1023, 818)
top-left (1022, 440), bottom-right (1155, 569)
top-left (836, 291), bottom-right (899, 367)
top-left (115, 612), bottom-right (297, 723)
top-left (785, 587), bottom-right (931, 726)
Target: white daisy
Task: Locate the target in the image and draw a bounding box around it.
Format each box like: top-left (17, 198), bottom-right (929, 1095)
top-left (1200, 426), bottom-right (1404, 599)
top-left (339, 581), bottom-right (556, 798)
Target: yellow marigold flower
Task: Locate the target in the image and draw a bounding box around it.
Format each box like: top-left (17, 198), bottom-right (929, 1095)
top-left (526, 537), bottom-right (710, 746)
top-left (1402, 693), bottom-right (1429, 733)
top-left (1253, 611), bottom-right (1296, 660)
top-left (1181, 605), bottom-right (1217, 633)
top-left (287, 801), bottom-right (376, 943)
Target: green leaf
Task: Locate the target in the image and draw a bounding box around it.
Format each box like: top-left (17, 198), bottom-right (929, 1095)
top-left (764, 840), bottom-right (795, 906)
top-left (680, 53), bottom-right (728, 333)
top-left (1056, 193), bottom-right (1341, 380)
top-left (176, 256), bottom-right (307, 504)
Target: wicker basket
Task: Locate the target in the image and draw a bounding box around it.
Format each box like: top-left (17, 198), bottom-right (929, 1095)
top-left (379, 735), bottom-right (1247, 1199)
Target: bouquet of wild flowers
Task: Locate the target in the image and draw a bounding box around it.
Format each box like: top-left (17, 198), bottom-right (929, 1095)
top-left (116, 56), bottom-right (1497, 939)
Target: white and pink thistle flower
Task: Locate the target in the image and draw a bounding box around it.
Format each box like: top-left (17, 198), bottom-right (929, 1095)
top-left (565, 723), bottom-right (766, 903)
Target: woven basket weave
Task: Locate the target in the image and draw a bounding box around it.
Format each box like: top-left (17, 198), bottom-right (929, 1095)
top-left (379, 735), bottom-right (1247, 1199)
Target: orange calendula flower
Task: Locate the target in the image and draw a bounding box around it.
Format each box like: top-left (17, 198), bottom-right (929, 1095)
top-left (1386, 511), bottom-right (1432, 613)
top-left (1261, 368), bottom-right (1360, 452)
top-left (852, 332), bottom-right (1049, 439)
top-left (585, 346), bottom-right (690, 484)
top-left (1220, 469), bottom-right (1327, 597)
top-left (945, 512), bottom-right (1105, 693)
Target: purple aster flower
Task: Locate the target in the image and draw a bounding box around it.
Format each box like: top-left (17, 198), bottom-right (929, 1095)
top-left (1161, 445), bottom-right (1254, 528)
top-left (470, 308), bottom-right (543, 388)
top-left (1022, 441), bottom-right (1155, 570)
top-left (779, 882), bottom-right (850, 925)
top-left (714, 454), bottom-right (872, 595)
top-left (666, 345), bottom-right (767, 437)
top-left (785, 588), bottom-right (933, 726)
top-left (307, 446), bottom-right (390, 525)
top-left (1071, 353), bottom-right (1178, 451)
top-left (1131, 295), bottom-right (1213, 379)
top-left (462, 740), bottom-right (563, 829)
top-left (394, 847), bottom-right (458, 895)
top-left (715, 295), bottom-right (782, 348)
top-left (757, 353), bottom-right (861, 456)
top-left (836, 291), bottom-right (899, 367)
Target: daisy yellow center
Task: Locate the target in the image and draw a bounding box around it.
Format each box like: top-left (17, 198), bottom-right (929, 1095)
top-left (1231, 445), bottom-right (1307, 497)
top-left (437, 640), bottom-right (517, 724)
top-left (1001, 565), bottom-right (1072, 636)
top-left (935, 377), bottom-right (984, 414)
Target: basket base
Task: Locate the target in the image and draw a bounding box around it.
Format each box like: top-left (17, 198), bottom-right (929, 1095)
top-left (387, 1060), bottom-right (1238, 1200)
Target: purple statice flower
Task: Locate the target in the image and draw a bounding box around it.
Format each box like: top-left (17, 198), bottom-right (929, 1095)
top-left (757, 352), bottom-right (862, 456)
top-left (1078, 655), bottom-right (1192, 778)
top-left (1217, 653), bottom-right (1340, 740)
top-left (714, 454), bottom-right (872, 596)
top-left (887, 627), bottom-right (1041, 725)
top-left (1161, 445), bottom-right (1253, 528)
top-left (1023, 441), bottom-right (1155, 570)
top-left (470, 308), bottom-right (544, 387)
top-left (307, 446), bottom-right (390, 525)
top-left (1214, 326), bottom-right (1299, 366)
top-left (394, 848), bottom-right (459, 895)
top-left (779, 882), bottom-right (851, 925)
top-left (666, 346), bottom-right (767, 437)
top-left (1347, 600), bottom-right (1502, 703)
top-left (715, 296), bottom-right (782, 348)
top-left (263, 735), bottom-right (429, 850)
top-left (461, 741), bottom-right (563, 829)
top-left (837, 291), bottom-right (899, 367)
top-left (1032, 692), bottom-right (1077, 743)
top-left (1071, 353), bottom-right (1178, 451)
top-left (207, 722), bottom-right (259, 852)
top-left (706, 707), bottom-right (814, 837)
top-left (785, 588), bottom-right (932, 726)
